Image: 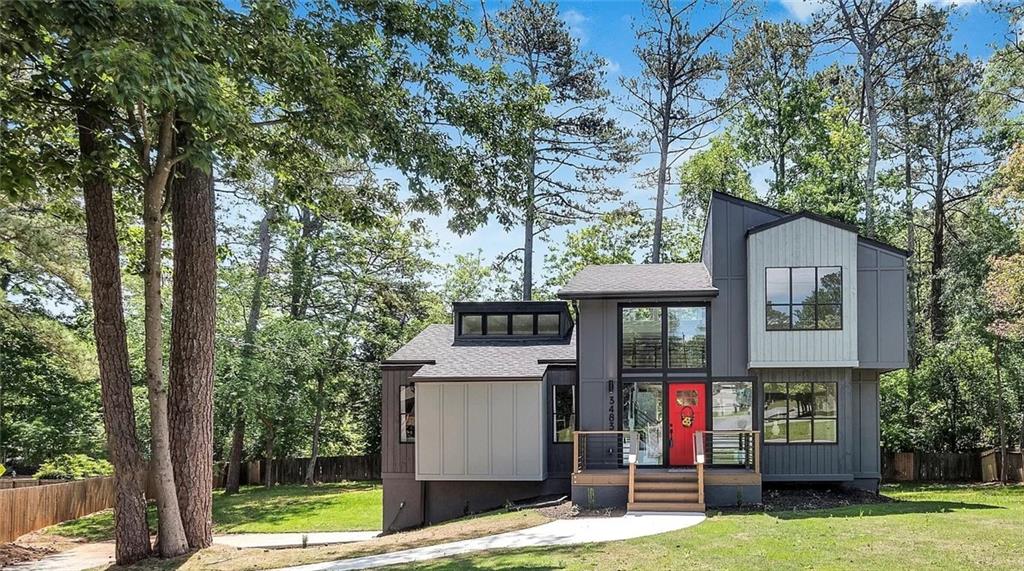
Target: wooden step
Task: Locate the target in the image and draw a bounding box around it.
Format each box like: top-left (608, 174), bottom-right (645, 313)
top-left (633, 491), bottom-right (699, 503)
top-left (633, 471), bottom-right (697, 483)
top-left (627, 501), bottom-right (705, 513)
top-left (632, 480), bottom-right (699, 492)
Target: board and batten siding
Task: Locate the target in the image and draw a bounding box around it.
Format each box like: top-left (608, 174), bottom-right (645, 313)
top-left (415, 381), bottom-right (546, 481)
top-left (381, 366), bottom-right (417, 476)
top-left (857, 243), bottom-right (909, 369)
top-left (577, 299), bottom-right (618, 432)
top-left (747, 217), bottom-right (859, 368)
top-left (758, 368), bottom-right (854, 480)
top-left (851, 369), bottom-right (882, 478)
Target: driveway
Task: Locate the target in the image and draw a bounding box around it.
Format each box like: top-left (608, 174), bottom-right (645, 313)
top-left (276, 512), bottom-right (705, 571)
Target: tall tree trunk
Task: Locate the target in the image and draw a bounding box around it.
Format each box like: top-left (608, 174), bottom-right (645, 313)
top-left (652, 134), bottom-right (670, 264)
top-left (904, 148), bottom-right (917, 420)
top-left (304, 373), bottom-right (326, 486)
top-left (523, 182), bottom-right (535, 301)
top-left (77, 106), bottom-right (151, 565)
top-left (930, 179), bottom-right (946, 342)
top-left (225, 209), bottom-right (274, 495)
top-left (863, 54), bottom-right (879, 237)
top-left (167, 124), bottom-right (216, 549)
top-left (142, 113), bottom-right (189, 557)
top-left (995, 339), bottom-right (1007, 483)
top-left (263, 423), bottom-right (275, 488)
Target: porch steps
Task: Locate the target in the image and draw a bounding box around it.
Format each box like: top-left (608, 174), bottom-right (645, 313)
top-left (628, 470), bottom-right (704, 513)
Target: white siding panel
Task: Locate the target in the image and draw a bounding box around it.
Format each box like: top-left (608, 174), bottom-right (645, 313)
top-left (416, 381), bottom-right (545, 481)
top-left (415, 383), bottom-right (442, 476)
top-left (748, 217), bottom-right (859, 367)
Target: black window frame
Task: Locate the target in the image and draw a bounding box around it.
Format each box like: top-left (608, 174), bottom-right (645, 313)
top-left (765, 266), bottom-right (843, 331)
top-left (399, 384), bottom-right (415, 444)
top-left (458, 312), bottom-right (562, 338)
top-left (762, 381), bottom-right (838, 445)
top-left (551, 384), bottom-right (576, 443)
top-left (619, 302), bottom-right (709, 374)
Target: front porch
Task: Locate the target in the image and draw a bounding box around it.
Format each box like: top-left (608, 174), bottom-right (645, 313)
top-left (570, 430), bottom-right (763, 512)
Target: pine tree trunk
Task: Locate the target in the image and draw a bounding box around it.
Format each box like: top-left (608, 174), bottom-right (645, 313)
top-left (930, 176), bottom-right (946, 342)
top-left (652, 136), bottom-right (669, 264)
top-left (995, 339), bottom-right (1007, 483)
top-left (78, 106), bottom-right (151, 565)
top-left (142, 114), bottom-right (189, 557)
top-left (304, 374), bottom-right (325, 486)
top-left (168, 126), bottom-right (216, 549)
top-left (863, 53), bottom-right (879, 237)
top-left (225, 210), bottom-right (274, 495)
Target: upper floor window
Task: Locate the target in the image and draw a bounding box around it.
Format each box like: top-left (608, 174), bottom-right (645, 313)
top-left (765, 266), bottom-right (842, 331)
top-left (621, 305), bottom-right (707, 370)
top-left (459, 312), bottom-right (561, 337)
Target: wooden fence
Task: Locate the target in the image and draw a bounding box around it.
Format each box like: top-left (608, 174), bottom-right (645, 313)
top-left (255, 454), bottom-right (381, 486)
top-left (882, 451), bottom-right (982, 482)
top-left (0, 477), bottom-right (115, 543)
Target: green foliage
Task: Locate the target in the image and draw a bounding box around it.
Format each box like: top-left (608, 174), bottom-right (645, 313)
top-left (35, 454), bottom-right (113, 480)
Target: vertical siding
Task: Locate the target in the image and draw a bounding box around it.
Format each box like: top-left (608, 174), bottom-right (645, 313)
top-left (758, 368), bottom-right (853, 479)
top-left (545, 367), bottom-right (577, 476)
top-left (857, 244), bottom-right (909, 368)
top-left (381, 367), bottom-right (418, 476)
top-left (851, 369), bottom-right (881, 477)
top-left (578, 300), bottom-right (615, 431)
top-left (747, 218), bottom-right (859, 366)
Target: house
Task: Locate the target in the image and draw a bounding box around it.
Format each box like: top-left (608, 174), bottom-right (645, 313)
top-left (380, 191), bottom-right (908, 530)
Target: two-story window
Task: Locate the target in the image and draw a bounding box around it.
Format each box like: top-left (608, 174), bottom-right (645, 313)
top-left (765, 266), bottom-right (843, 331)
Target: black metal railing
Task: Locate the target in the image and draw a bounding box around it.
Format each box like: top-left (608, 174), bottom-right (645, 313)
top-left (573, 431), bottom-right (639, 472)
top-left (694, 430), bottom-right (760, 472)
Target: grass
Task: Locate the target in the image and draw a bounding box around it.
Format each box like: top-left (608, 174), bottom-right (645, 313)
top-left (48, 481), bottom-right (382, 541)
top-left (403, 484), bottom-right (1024, 571)
top-left (102, 509), bottom-right (550, 571)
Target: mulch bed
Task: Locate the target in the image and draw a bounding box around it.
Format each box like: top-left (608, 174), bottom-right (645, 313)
top-left (760, 485), bottom-right (894, 512)
top-left (0, 542), bottom-right (54, 567)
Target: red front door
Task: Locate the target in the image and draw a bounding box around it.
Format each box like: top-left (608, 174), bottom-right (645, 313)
top-left (668, 383), bottom-right (706, 466)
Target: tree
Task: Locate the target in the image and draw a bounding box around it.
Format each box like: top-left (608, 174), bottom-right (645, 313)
top-left (676, 131), bottom-right (755, 223)
top-left (817, 0), bottom-right (921, 236)
top-left (623, 0), bottom-right (749, 263)
top-left (486, 0), bottom-right (634, 299)
top-left (728, 21), bottom-right (814, 198)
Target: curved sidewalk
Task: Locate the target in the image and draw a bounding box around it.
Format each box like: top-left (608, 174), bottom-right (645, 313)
top-left (276, 512), bottom-right (705, 571)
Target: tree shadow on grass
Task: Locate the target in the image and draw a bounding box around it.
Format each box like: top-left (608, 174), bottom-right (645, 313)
top-left (727, 499), bottom-right (1005, 521)
top-left (212, 482), bottom-right (381, 532)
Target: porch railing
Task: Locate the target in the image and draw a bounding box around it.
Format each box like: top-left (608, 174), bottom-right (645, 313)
top-left (572, 431), bottom-right (639, 474)
top-left (694, 430), bottom-right (760, 473)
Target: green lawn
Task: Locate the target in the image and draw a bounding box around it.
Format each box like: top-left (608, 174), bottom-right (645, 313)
top-left (48, 481), bottom-right (382, 540)
top-left (404, 484), bottom-right (1024, 571)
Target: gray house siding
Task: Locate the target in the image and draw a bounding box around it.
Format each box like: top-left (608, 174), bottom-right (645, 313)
top-left (851, 369), bottom-right (882, 480)
top-left (545, 366), bottom-right (577, 476)
top-left (578, 299), bottom-right (618, 432)
top-left (704, 194), bottom-right (781, 377)
top-left (857, 243), bottom-right (909, 369)
top-left (381, 366), bottom-right (422, 531)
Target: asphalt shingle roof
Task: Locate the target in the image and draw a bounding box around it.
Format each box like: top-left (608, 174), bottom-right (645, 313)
top-left (556, 263), bottom-right (717, 299)
top-left (384, 324), bottom-right (576, 380)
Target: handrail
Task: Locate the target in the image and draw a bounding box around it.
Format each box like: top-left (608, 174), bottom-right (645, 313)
top-left (694, 432), bottom-right (705, 504)
top-left (573, 430), bottom-right (638, 475)
top-left (694, 430), bottom-right (761, 475)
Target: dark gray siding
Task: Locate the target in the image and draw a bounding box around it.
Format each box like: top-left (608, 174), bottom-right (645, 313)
top-left (857, 243), bottom-right (909, 369)
top-left (706, 195), bottom-right (780, 377)
top-left (545, 366), bottom-right (577, 477)
top-left (851, 369), bottom-right (881, 478)
top-left (382, 366), bottom-right (421, 531)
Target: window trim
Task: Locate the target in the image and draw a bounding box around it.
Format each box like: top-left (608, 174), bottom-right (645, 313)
top-left (762, 381), bottom-right (838, 445)
top-left (619, 302), bottom-right (710, 374)
top-left (551, 384), bottom-right (576, 444)
top-left (457, 312), bottom-right (562, 339)
top-left (399, 384), bottom-right (415, 444)
top-left (764, 266), bottom-right (843, 331)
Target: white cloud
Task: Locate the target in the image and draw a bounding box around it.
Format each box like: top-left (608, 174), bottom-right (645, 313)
top-left (918, 0), bottom-right (980, 7)
top-left (561, 9), bottom-right (588, 26)
top-left (603, 59), bottom-right (621, 75)
top-left (779, 0), bottom-right (825, 22)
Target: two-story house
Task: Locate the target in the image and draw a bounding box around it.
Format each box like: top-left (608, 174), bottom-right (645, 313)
top-left (379, 191), bottom-right (908, 530)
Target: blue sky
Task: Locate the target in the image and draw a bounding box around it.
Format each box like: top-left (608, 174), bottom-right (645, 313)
top-left (406, 0), bottom-right (1013, 285)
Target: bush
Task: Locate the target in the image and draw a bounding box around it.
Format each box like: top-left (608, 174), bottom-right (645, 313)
top-left (34, 454), bottom-right (113, 480)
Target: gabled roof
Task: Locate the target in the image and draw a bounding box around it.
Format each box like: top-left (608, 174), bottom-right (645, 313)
top-left (556, 262), bottom-right (717, 300)
top-left (382, 324), bottom-right (575, 380)
top-left (710, 191), bottom-right (910, 257)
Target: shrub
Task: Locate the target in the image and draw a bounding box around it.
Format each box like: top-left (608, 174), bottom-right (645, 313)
top-left (34, 454), bottom-right (113, 480)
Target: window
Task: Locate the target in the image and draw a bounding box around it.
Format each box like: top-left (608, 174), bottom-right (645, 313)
top-left (763, 381), bottom-right (837, 443)
top-left (486, 314), bottom-right (509, 335)
top-left (622, 305), bottom-right (707, 370)
top-left (552, 385), bottom-right (575, 442)
top-left (461, 314), bottom-right (483, 336)
top-left (712, 381), bottom-right (752, 431)
top-left (537, 313), bottom-right (560, 336)
top-left (668, 307), bottom-right (707, 368)
top-left (512, 314), bottom-right (534, 335)
top-left (399, 385), bottom-right (415, 443)
top-left (765, 267), bottom-right (843, 330)
top-left (622, 383), bottom-right (663, 465)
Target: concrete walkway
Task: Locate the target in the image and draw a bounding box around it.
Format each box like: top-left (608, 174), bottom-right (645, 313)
top-left (7, 532), bottom-right (381, 571)
top-left (276, 512), bottom-right (705, 571)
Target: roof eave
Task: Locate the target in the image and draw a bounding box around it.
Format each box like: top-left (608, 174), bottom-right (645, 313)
top-left (556, 288), bottom-right (719, 300)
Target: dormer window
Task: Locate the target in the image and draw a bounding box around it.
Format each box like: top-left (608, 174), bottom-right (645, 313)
top-left (765, 266), bottom-right (842, 331)
top-left (454, 302), bottom-right (570, 340)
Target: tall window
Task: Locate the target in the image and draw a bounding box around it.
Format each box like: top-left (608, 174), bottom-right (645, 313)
top-left (399, 385), bottom-right (415, 443)
top-left (622, 305), bottom-right (707, 370)
top-left (622, 383), bottom-right (663, 465)
top-left (763, 381), bottom-right (837, 443)
top-left (766, 267), bottom-right (842, 330)
top-left (552, 385), bottom-right (575, 442)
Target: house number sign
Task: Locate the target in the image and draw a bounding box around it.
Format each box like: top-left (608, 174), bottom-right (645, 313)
top-left (607, 379), bottom-right (615, 429)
